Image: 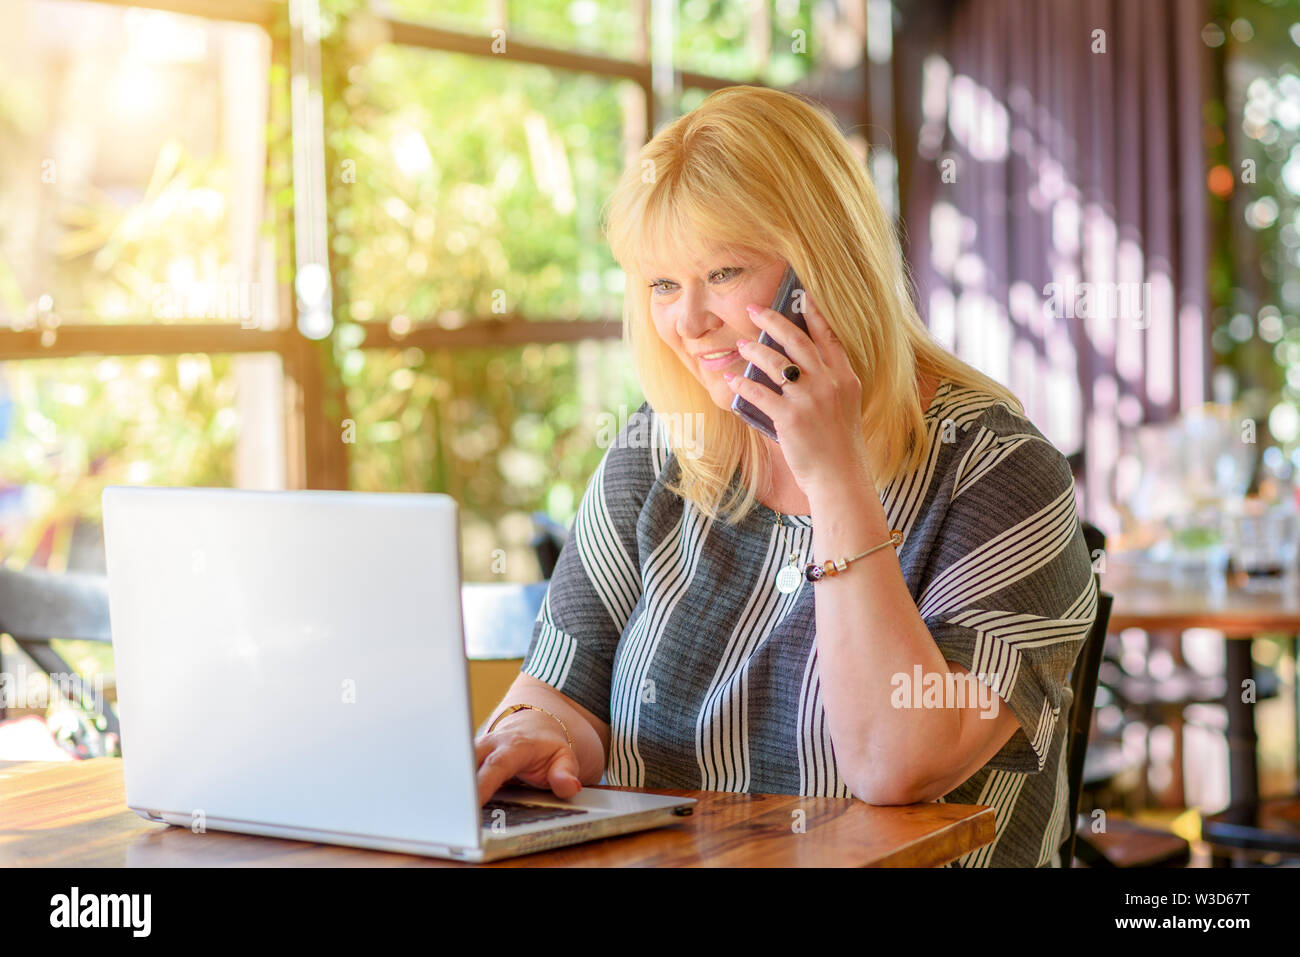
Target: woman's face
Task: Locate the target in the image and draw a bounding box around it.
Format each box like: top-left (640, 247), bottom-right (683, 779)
top-left (641, 246), bottom-right (789, 412)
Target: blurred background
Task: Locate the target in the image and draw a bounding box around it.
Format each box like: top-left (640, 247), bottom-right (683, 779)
top-left (3, 0), bottom-right (1300, 864)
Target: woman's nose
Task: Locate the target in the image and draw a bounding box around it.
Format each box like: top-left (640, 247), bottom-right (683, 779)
top-left (675, 288), bottom-right (721, 340)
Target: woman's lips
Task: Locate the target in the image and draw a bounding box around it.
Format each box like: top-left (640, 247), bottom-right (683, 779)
top-left (698, 350), bottom-right (740, 370)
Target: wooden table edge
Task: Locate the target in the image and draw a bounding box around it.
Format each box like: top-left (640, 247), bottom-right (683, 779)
top-left (868, 804), bottom-right (997, 867)
top-left (596, 783), bottom-right (996, 867)
top-left (2, 760), bottom-right (998, 868)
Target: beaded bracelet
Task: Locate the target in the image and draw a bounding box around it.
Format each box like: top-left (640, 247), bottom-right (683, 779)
top-left (804, 529), bottom-right (903, 583)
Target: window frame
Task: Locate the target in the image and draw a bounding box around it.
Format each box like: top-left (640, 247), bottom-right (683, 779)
top-left (0, 0), bottom-right (873, 492)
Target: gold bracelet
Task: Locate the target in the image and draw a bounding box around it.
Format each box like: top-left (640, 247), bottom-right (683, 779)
top-left (486, 703), bottom-right (575, 751)
top-left (805, 529), bottom-right (903, 583)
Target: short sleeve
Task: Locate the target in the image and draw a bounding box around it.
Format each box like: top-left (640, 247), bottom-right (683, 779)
top-left (520, 401), bottom-right (662, 725)
top-left (916, 402), bottom-right (1099, 774)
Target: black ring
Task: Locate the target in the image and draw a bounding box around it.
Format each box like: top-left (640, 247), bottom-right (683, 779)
top-left (780, 363), bottom-right (801, 383)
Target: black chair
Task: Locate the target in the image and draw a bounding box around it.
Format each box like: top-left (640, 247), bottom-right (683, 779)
top-left (1202, 796), bottom-right (1300, 865)
top-left (0, 565), bottom-right (119, 739)
top-left (1060, 565), bottom-right (1113, 865)
top-left (460, 580), bottom-right (549, 661)
top-left (1069, 521), bottom-right (1190, 867)
top-left (529, 511), bottom-right (570, 579)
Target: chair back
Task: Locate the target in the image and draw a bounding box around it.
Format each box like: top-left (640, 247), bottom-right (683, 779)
top-left (1060, 520), bottom-right (1111, 865)
top-left (0, 565), bottom-right (112, 644)
top-left (530, 512), bottom-right (570, 579)
top-left (460, 580), bottom-right (549, 660)
top-left (0, 565), bottom-right (116, 734)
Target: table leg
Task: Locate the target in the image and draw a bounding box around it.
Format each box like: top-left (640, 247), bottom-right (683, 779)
top-left (1293, 636), bottom-right (1299, 784)
top-left (1156, 631), bottom-right (1186, 809)
top-left (1223, 638), bottom-right (1259, 806)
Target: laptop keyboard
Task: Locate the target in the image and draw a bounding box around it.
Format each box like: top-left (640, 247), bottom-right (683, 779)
top-left (481, 799), bottom-right (590, 829)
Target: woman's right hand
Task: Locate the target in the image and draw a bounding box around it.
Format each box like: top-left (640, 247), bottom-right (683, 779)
top-left (474, 711), bottom-right (584, 806)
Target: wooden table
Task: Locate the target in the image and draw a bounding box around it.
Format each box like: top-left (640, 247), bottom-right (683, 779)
top-left (1104, 560), bottom-right (1300, 635)
top-left (1101, 557), bottom-right (1300, 806)
top-left (0, 759), bottom-right (995, 868)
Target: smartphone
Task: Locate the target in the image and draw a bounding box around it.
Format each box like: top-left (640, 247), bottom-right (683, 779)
top-left (729, 264), bottom-right (808, 442)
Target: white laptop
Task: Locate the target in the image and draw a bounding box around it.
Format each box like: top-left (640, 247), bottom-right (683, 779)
top-left (101, 486), bottom-right (694, 862)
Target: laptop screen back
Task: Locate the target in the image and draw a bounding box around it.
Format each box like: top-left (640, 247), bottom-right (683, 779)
top-left (102, 487), bottom-right (481, 851)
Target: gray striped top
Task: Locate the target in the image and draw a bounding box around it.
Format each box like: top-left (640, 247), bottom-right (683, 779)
top-left (522, 380), bottom-right (1099, 867)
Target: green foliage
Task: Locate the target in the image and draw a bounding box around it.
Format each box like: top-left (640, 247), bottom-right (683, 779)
top-left (0, 354), bottom-right (237, 566)
top-left (318, 12), bottom-right (645, 579)
top-left (1, 0), bottom-right (824, 579)
top-left (1210, 0), bottom-right (1300, 451)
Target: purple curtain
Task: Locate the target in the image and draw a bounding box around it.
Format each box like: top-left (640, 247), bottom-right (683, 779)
top-left (895, 0), bottom-right (1211, 531)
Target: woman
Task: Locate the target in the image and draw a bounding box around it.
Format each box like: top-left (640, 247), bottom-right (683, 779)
top-left (475, 86), bottom-right (1098, 867)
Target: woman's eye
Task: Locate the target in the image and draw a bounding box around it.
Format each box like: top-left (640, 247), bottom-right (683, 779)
top-left (648, 268), bottom-right (740, 295)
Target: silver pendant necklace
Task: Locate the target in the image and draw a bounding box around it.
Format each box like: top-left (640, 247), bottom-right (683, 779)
top-left (775, 552), bottom-right (804, 594)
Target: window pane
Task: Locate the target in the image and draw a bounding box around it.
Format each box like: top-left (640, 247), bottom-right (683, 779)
top-left (673, 0), bottom-right (761, 79)
top-left (329, 47), bottom-right (637, 325)
top-left (508, 0), bottom-right (641, 61)
top-left (375, 0), bottom-right (490, 35)
top-left (673, 2), bottom-right (864, 110)
top-left (0, 353), bottom-right (283, 570)
top-left (374, 0), bottom-right (641, 59)
top-left (678, 86), bottom-right (713, 114)
top-left (343, 340), bottom-right (642, 581)
top-left (0, 1), bottom-right (277, 326)
top-left (765, 0), bottom-right (819, 86)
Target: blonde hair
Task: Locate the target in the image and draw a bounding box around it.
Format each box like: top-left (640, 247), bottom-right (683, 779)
top-left (601, 85), bottom-right (1022, 525)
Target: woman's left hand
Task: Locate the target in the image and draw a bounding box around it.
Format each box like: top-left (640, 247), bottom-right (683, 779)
top-left (724, 291), bottom-right (871, 497)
